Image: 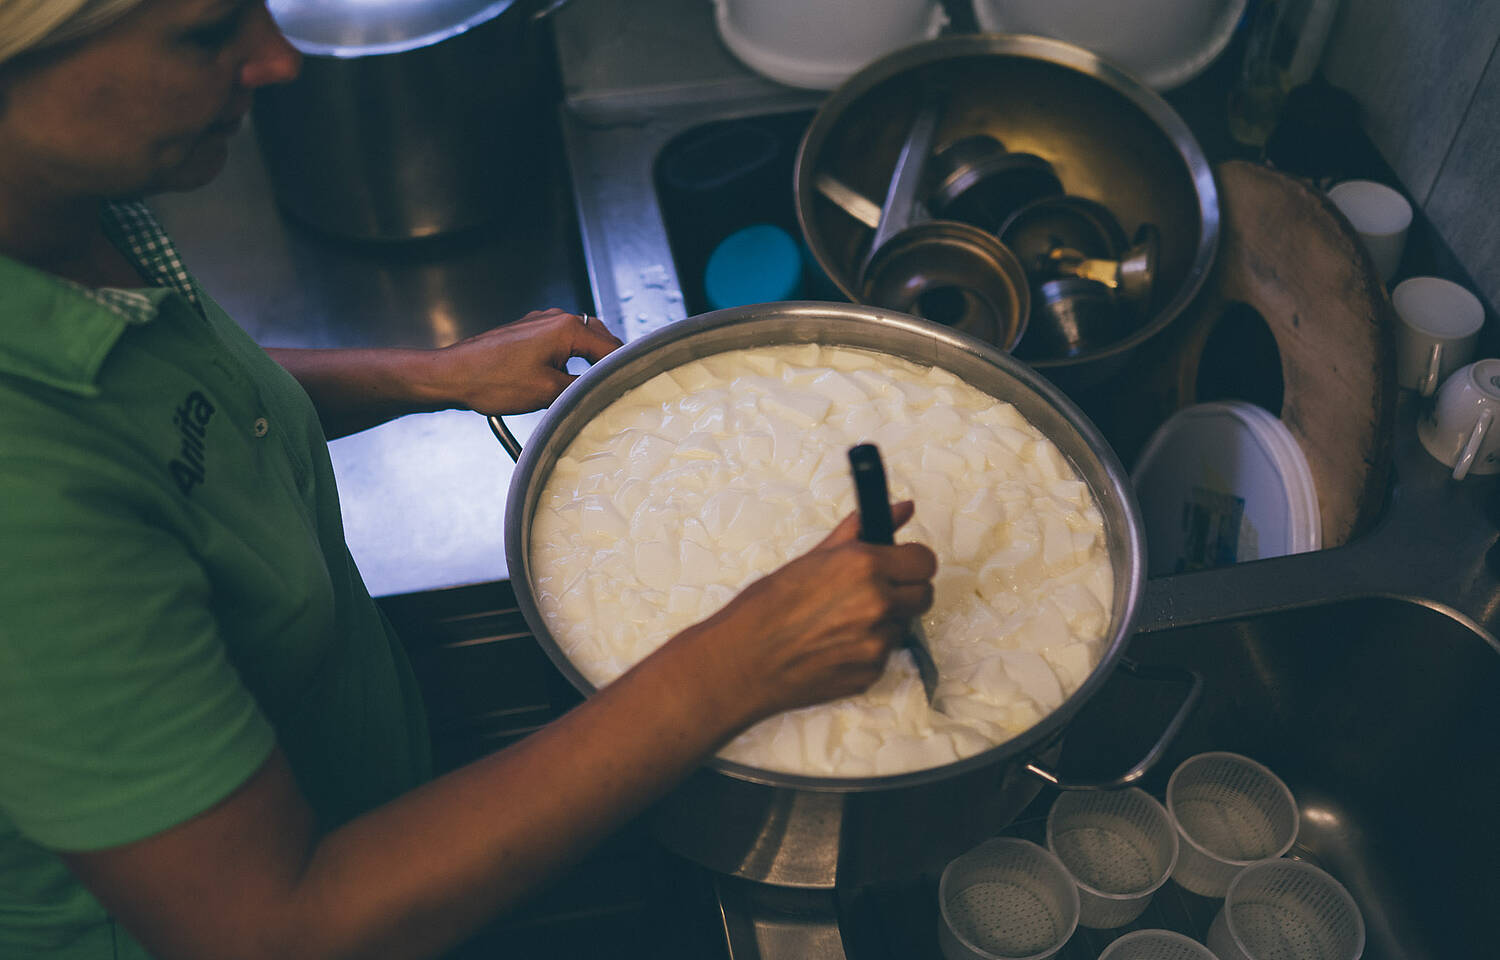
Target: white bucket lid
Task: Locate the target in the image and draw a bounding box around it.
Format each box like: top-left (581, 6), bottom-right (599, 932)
top-left (971, 0), bottom-right (1248, 91)
top-left (1131, 401), bottom-right (1321, 577)
top-left (713, 0), bottom-right (948, 91)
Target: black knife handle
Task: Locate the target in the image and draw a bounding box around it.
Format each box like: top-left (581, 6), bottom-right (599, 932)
top-left (848, 443), bottom-right (895, 545)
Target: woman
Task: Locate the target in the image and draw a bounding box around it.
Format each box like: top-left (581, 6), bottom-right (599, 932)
top-left (0, 2), bottom-right (937, 959)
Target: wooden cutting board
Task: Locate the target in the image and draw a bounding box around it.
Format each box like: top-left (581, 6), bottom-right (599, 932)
top-left (1134, 160), bottom-right (1397, 549)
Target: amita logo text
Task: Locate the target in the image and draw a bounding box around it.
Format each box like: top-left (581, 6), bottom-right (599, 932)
top-left (170, 390), bottom-right (215, 495)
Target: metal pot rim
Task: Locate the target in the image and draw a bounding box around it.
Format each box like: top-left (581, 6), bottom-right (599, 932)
top-left (268, 0), bottom-right (520, 58)
top-left (503, 301), bottom-right (1146, 793)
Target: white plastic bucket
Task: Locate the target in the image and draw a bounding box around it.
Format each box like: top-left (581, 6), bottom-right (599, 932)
top-left (1132, 401), bottom-right (1321, 578)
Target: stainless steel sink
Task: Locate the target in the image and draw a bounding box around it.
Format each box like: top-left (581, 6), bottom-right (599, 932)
top-left (1125, 595), bottom-right (1496, 959)
top-left (1058, 402), bottom-right (1500, 959)
top-left (550, 5), bottom-right (1500, 956)
top-left (562, 95), bottom-right (1500, 960)
top-left (835, 591), bottom-right (1496, 960)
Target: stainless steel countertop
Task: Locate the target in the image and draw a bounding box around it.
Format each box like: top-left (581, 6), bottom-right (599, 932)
top-left (551, 0), bottom-right (825, 343)
top-left (152, 99), bottom-right (589, 598)
top-left (150, 0), bottom-right (809, 598)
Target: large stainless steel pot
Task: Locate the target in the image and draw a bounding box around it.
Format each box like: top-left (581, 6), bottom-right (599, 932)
top-left (495, 301), bottom-right (1194, 889)
top-left (794, 35), bottom-right (1219, 390)
top-left (255, 0), bottom-right (558, 241)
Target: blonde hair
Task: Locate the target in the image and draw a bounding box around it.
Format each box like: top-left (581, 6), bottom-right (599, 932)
top-left (0, 0), bottom-right (146, 68)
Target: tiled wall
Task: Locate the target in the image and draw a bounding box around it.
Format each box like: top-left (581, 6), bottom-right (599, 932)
top-left (1321, 0), bottom-right (1500, 312)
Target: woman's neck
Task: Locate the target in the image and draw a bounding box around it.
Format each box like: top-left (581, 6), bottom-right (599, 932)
top-left (0, 184), bottom-right (142, 289)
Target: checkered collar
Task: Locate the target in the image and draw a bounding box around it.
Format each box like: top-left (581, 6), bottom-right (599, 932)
top-left (77, 200), bottom-right (204, 323)
top-left (0, 201), bottom-right (205, 396)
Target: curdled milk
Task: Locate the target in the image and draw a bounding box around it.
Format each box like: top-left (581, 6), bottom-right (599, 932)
top-left (530, 344), bottom-right (1114, 777)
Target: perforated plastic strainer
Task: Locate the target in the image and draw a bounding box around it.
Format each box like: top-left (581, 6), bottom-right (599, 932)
top-left (1045, 787), bottom-right (1179, 928)
top-left (938, 837), bottom-right (1080, 960)
top-left (1098, 929), bottom-right (1218, 960)
top-left (1206, 859), bottom-right (1366, 960)
top-left (1166, 752), bottom-right (1299, 897)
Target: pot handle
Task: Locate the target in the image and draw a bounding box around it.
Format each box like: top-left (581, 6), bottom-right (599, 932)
top-left (488, 415), bottom-right (523, 462)
top-left (1021, 657), bottom-right (1204, 791)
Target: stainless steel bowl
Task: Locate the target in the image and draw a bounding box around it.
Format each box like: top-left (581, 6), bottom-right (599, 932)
top-left (500, 301), bottom-right (1156, 887)
top-left (795, 35), bottom-right (1218, 386)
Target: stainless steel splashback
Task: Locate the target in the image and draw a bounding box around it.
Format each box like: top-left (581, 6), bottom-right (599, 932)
top-left (552, 0), bottom-right (823, 343)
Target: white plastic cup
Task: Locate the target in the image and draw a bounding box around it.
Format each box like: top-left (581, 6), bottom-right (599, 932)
top-left (1165, 753), bottom-right (1299, 898)
top-left (1206, 859), bottom-right (1366, 960)
top-left (1098, 929), bottom-right (1218, 960)
top-left (1327, 179), bottom-right (1412, 284)
top-left (1391, 276), bottom-right (1486, 396)
top-left (1418, 358), bottom-right (1500, 480)
top-left (1045, 788), bottom-right (1179, 929)
top-left (938, 837), bottom-right (1080, 960)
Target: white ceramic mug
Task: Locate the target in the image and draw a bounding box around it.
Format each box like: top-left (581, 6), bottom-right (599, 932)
top-left (1328, 179), bottom-right (1412, 283)
top-left (1392, 277), bottom-right (1486, 396)
top-left (1419, 358), bottom-right (1500, 480)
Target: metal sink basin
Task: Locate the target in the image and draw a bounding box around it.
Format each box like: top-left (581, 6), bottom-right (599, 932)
top-left (1128, 596), bottom-right (1495, 959)
top-left (562, 76), bottom-right (1500, 960)
top-left (552, 6), bottom-right (1500, 953)
top-left (1052, 400), bottom-right (1500, 959)
top-left (837, 592), bottom-right (1497, 960)
top-left (806, 392), bottom-right (1500, 960)
top-left (953, 395), bottom-right (1500, 960)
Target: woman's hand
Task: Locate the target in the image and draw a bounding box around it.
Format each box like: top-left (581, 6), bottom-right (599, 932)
top-left (268, 309), bottom-right (623, 439)
top-left (59, 500), bottom-right (934, 960)
top-left (441, 308), bottom-right (623, 416)
top-left (681, 501), bottom-right (938, 727)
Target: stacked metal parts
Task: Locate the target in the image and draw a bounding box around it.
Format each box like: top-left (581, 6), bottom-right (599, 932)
top-left (795, 36), bottom-right (1218, 389)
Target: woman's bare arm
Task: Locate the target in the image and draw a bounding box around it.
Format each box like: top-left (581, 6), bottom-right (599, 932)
top-left (62, 506), bottom-right (936, 960)
top-left (267, 309), bottom-right (622, 439)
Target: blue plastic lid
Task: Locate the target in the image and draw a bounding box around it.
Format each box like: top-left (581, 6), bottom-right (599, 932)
top-left (704, 224), bottom-right (803, 310)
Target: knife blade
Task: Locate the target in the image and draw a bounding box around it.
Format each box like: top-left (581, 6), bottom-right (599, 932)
top-left (847, 443), bottom-right (940, 705)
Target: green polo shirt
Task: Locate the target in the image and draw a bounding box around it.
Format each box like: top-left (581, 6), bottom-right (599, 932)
top-left (0, 203), bottom-right (431, 959)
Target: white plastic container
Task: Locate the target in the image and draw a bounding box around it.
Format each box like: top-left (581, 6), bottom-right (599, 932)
top-left (971, 0), bottom-right (1248, 91)
top-left (1392, 275), bottom-right (1486, 395)
top-left (1132, 401), bottom-right (1321, 578)
top-left (713, 0), bottom-right (947, 90)
top-left (1045, 788), bottom-right (1178, 928)
top-left (938, 837), bottom-right (1080, 960)
top-left (1207, 859), bottom-right (1366, 960)
top-left (1166, 752), bottom-right (1299, 898)
top-left (1098, 929), bottom-right (1218, 960)
top-left (1328, 180), bottom-right (1412, 284)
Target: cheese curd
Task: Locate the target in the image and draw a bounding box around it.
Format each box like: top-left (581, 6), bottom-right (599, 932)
top-left (530, 344), bottom-right (1114, 777)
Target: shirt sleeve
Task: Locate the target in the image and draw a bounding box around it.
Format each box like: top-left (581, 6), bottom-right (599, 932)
top-left (0, 454), bottom-right (276, 852)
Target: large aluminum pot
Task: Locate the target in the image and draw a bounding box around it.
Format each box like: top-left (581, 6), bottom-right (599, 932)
top-left (795, 35), bottom-right (1219, 390)
top-left (254, 0), bottom-right (557, 241)
top-left (500, 301), bottom-right (1173, 889)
